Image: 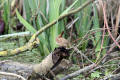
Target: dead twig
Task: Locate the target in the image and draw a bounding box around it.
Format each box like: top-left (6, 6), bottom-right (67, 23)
top-left (0, 31), bottom-right (31, 41)
top-left (60, 64), bottom-right (96, 80)
top-left (107, 35), bottom-right (120, 53)
top-left (102, 1), bottom-right (120, 48)
top-left (96, 0), bottom-right (120, 65)
top-left (0, 71), bottom-right (26, 80)
top-left (114, 6), bottom-right (120, 38)
top-left (73, 46), bottom-right (94, 64)
top-left (90, 64), bottom-right (118, 73)
top-left (104, 57), bottom-right (120, 65)
top-left (101, 73), bottom-right (120, 80)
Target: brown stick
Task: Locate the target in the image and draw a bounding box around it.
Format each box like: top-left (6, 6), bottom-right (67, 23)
top-left (60, 64), bottom-right (96, 80)
top-left (0, 71), bottom-right (26, 80)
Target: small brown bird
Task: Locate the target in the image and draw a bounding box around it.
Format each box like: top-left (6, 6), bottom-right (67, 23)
top-left (56, 31), bottom-right (70, 48)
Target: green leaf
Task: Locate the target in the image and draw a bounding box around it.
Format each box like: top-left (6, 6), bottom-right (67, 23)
top-left (74, 0), bottom-right (92, 50)
top-left (28, 0), bottom-right (37, 13)
top-left (61, 0), bottom-right (78, 16)
top-left (23, 0), bottom-right (31, 22)
top-left (92, 5), bottom-right (101, 52)
top-left (16, 9), bottom-right (36, 33)
top-left (3, 0), bottom-right (10, 34)
top-left (16, 9), bottom-right (49, 56)
top-left (91, 71), bottom-right (101, 78)
top-left (49, 0), bottom-right (63, 50)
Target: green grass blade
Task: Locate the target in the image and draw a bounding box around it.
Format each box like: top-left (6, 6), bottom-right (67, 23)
top-left (49, 0), bottom-right (63, 50)
top-left (61, 0), bottom-right (78, 16)
top-left (92, 5), bottom-right (101, 52)
top-left (23, 0), bottom-right (31, 22)
top-left (3, 0), bottom-right (10, 34)
top-left (16, 10), bottom-right (36, 33)
top-left (16, 9), bottom-right (50, 56)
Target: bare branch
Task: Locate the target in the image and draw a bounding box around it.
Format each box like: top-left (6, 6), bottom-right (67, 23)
top-left (0, 71), bottom-right (26, 80)
top-left (0, 31), bottom-right (31, 41)
top-left (60, 64), bottom-right (96, 80)
top-left (73, 46), bottom-right (94, 64)
top-left (101, 73), bottom-right (120, 80)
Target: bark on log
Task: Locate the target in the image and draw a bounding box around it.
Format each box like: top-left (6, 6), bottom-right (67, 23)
top-left (0, 61), bottom-right (32, 80)
top-left (0, 47), bottom-right (71, 80)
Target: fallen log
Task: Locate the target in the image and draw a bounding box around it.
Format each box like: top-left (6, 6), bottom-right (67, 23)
top-left (0, 47), bottom-right (71, 80)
